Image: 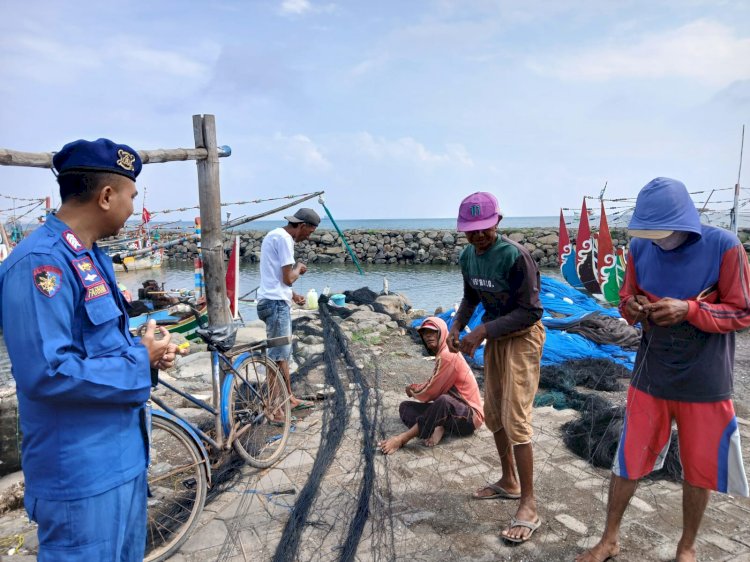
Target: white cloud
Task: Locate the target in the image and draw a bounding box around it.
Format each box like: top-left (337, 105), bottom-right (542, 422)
top-left (274, 133), bottom-right (331, 171)
top-left (0, 33), bottom-right (216, 86)
top-left (279, 0), bottom-right (335, 17)
top-left (352, 133), bottom-right (474, 167)
top-left (530, 20), bottom-right (750, 87)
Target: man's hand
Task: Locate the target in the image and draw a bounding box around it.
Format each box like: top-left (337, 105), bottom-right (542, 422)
top-left (447, 325), bottom-right (462, 353)
top-left (292, 292), bottom-right (305, 306)
top-left (141, 320), bottom-right (173, 368)
top-left (625, 295), bottom-right (651, 324)
top-left (458, 324), bottom-right (487, 357)
top-left (647, 297), bottom-right (689, 327)
top-left (294, 262), bottom-right (308, 276)
top-left (155, 342), bottom-right (189, 371)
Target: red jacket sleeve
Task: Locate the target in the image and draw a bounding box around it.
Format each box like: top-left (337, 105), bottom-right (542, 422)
top-left (409, 356), bottom-right (455, 402)
top-left (618, 256), bottom-right (641, 325)
top-left (685, 245), bottom-right (750, 333)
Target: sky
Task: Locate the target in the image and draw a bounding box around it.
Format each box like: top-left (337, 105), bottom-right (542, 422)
top-left (1, 0), bottom-right (749, 222)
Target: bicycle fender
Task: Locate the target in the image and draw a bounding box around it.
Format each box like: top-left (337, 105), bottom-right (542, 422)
top-left (220, 352), bottom-right (261, 436)
top-left (152, 409), bottom-right (212, 486)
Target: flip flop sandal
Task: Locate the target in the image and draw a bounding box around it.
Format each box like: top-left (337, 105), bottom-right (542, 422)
top-left (471, 483), bottom-right (521, 500)
top-left (292, 402), bottom-right (315, 411)
top-left (501, 517), bottom-right (541, 543)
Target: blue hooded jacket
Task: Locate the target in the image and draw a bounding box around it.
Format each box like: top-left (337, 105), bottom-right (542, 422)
top-left (628, 177), bottom-right (702, 235)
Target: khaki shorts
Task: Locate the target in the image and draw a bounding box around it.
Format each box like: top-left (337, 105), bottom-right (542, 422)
top-left (483, 321), bottom-right (545, 444)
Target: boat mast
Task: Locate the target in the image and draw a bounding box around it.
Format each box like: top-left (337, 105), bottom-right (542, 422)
top-left (730, 124), bottom-right (745, 235)
top-left (142, 185), bottom-right (151, 247)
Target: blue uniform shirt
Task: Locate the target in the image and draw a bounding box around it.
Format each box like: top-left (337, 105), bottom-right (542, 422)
top-left (0, 215), bottom-right (151, 501)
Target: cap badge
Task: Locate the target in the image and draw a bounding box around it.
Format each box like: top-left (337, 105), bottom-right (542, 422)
top-left (116, 149), bottom-right (136, 172)
top-left (470, 204), bottom-right (481, 217)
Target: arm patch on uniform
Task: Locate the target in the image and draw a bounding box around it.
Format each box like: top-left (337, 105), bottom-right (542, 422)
top-left (33, 266), bottom-right (63, 297)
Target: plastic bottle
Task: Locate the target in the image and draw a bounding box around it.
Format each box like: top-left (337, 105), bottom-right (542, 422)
top-left (322, 285), bottom-right (331, 296)
top-left (306, 288), bottom-right (319, 310)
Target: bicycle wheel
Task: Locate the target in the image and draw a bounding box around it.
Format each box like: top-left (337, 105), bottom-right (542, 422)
top-left (227, 355), bottom-right (292, 468)
top-left (145, 415), bottom-right (208, 562)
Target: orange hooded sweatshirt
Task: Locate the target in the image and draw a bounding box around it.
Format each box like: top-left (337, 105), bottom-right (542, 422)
top-left (408, 317), bottom-right (484, 429)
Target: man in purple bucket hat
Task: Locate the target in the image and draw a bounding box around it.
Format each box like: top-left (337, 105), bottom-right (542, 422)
top-left (448, 192), bottom-right (546, 543)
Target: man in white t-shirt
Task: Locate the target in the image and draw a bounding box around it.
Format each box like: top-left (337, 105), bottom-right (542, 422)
top-left (257, 207), bottom-right (320, 412)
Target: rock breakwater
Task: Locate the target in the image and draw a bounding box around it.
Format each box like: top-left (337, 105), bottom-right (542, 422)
top-left (161, 226), bottom-right (750, 267)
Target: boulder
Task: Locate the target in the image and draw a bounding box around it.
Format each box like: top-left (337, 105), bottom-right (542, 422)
top-left (537, 233), bottom-right (559, 245)
top-left (375, 294), bottom-right (409, 315)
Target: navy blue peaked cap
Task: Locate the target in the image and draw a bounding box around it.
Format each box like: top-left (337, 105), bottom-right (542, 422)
top-left (53, 138), bottom-right (142, 181)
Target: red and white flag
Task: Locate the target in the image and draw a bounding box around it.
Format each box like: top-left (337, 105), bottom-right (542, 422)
top-left (225, 236), bottom-right (240, 319)
top-left (142, 208), bottom-right (152, 224)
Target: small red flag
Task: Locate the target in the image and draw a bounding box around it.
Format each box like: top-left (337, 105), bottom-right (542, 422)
top-left (142, 208), bottom-right (151, 224)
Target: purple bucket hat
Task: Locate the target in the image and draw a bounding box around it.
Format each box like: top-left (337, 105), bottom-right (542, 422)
top-left (457, 192), bottom-right (503, 232)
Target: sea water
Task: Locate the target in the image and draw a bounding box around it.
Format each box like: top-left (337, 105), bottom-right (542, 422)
top-left (116, 260), bottom-right (564, 322)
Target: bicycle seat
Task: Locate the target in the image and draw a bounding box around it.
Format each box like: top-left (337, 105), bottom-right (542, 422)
top-left (195, 324), bottom-right (237, 352)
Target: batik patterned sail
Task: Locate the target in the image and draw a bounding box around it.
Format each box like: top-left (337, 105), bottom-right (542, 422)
top-left (597, 202), bottom-right (621, 305)
top-left (559, 209), bottom-right (584, 289)
top-left (575, 199), bottom-right (601, 294)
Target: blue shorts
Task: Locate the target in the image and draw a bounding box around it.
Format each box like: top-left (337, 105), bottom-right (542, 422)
top-left (25, 471), bottom-right (147, 562)
top-left (256, 299), bottom-right (292, 361)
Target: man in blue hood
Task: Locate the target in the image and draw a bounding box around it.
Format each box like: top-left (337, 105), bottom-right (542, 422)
top-left (578, 178), bottom-right (750, 562)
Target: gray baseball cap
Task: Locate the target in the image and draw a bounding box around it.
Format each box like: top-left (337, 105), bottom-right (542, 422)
top-left (284, 208), bottom-right (321, 226)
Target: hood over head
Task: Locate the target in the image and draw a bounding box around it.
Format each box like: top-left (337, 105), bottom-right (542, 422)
top-left (628, 177), bottom-right (702, 238)
top-left (417, 316), bottom-right (448, 354)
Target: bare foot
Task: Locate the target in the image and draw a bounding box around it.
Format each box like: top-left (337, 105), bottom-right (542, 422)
top-left (675, 541), bottom-right (697, 562)
top-left (424, 426), bottom-right (445, 447)
top-left (378, 435), bottom-right (405, 455)
top-left (473, 478), bottom-right (520, 499)
top-left (574, 538), bottom-right (620, 561)
top-left (501, 499), bottom-right (539, 542)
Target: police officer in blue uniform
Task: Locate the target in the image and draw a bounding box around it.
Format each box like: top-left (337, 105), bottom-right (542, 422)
top-left (0, 138), bottom-right (179, 561)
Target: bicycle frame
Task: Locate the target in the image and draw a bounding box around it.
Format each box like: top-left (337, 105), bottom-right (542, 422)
top-left (150, 342), bottom-right (282, 466)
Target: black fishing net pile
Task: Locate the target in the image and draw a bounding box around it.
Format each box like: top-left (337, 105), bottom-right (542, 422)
top-left (561, 396), bottom-right (683, 482)
top-left (219, 293), bottom-right (393, 562)
top-left (534, 357), bottom-right (683, 482)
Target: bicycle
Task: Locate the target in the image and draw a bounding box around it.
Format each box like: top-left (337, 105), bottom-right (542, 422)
top-left (143, 310), bottom-right (293, 562)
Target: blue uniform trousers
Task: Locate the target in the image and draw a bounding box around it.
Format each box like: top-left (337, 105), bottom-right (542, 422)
top-left (25, 471), bottom-right (147, 562)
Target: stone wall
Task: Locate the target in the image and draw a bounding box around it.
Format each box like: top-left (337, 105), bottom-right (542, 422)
top-left (162, 227), bottom-right (750, 267)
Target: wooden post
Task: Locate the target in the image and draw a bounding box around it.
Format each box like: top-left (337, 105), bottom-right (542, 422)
top-left (193, 114), bottom-right (231, 327)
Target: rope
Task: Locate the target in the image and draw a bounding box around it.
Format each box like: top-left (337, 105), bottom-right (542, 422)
top-left (318, 196), bottom-right (364, 275)
top-left (148, 192), bottom-right (320, 216)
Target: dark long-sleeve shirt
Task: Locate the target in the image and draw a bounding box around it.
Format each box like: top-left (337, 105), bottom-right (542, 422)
top-left (454, 236), bottom-right (543, 339)
top-left (619, 225), bottom-right (750, 402)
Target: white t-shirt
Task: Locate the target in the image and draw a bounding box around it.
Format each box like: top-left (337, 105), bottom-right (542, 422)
top-left (257, 227), bottom-right (295, 304)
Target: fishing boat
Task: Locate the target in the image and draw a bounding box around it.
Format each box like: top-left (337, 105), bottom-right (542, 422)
top-left (128, 298), bottom-right (208, 341)
top-left (575, 199), bottom-right (602, 294)
top-left (100, 235), bottom-right (164, 272)
top-left (558, 209), bottom-right (584, 289)
top-left (596, 202), bottom-right (624, 305)
top-left (559, 199), bottom-right (627, 303)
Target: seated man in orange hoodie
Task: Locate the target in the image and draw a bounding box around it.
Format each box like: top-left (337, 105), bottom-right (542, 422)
top-left (378, 316), bottom-right (484, 454)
